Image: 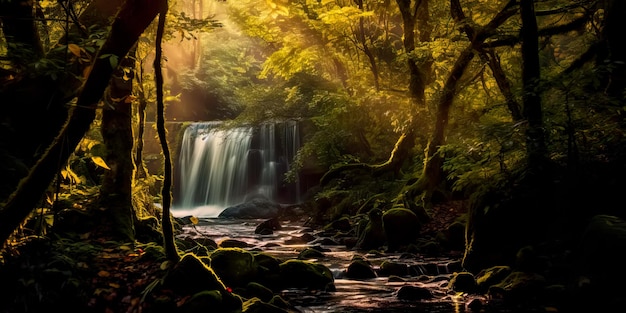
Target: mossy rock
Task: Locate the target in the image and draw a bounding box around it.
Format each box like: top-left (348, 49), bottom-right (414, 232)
top-left (581, 215), bottom-right (626, 289)
top-left (449, 272), bottom-right (478, 293)
top-left (178, 290), bottom-right (242, 313)
top-left (345, 259), bottom-right (377, 279)
top-left (209, 248), bottom-right (259, 288)
top-left (253, 252), bottom-right (283, 290)
top-left (488, 271), bottom-right (547, 301)
top-left (382, 208), bottom-right (421, 252)
top-left (355, 209), bottom-right (386, 250)
top-left (135, 216), bottom-right (163, 243)
top-left (324, 216), bottom-right (352, 232)
top-left (378, 261), bottom-right (409, 277)
top-left (278, 259), bottom-right (335, 290)
top-left (242, 297), bottom-right (288, 313)
top-left (298, 248), bottom-right (326, 259)
top-left (244, 282), bottom-right (274, 302)
top-left (162, 253), bottom-right (227, 295)
top-left (475, 265), bottom-right (512, 293)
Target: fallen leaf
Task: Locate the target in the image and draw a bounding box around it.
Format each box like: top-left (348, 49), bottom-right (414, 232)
top-left (98, 270), bottom-right (110, 277)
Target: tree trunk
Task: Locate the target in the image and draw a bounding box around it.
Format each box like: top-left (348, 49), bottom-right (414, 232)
top-left (99, 47), bottom-right (137, 242)
top-left (520, 0), bottom-right (547, 177)
top-left (597, 0), bottom-right (626, 97)
top-left (0, 0), bottom-right (164, 246)
top-left (0, 0), bottom-right (126, 202)
top-left (484, 49), bottom-right (523, 121)
top-left (154, 1), bottom-right (180, 262)
top-left (396, 0), bottom-right (427, 106)
top-left (354, 0), bottom-right (380, 91)
top-left (405, 0), bottom-right (517, 204)
top-left (409, 46), bottom-right (475, 203)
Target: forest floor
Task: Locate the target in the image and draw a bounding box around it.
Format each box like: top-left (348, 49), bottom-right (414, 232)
top-left (1, 200), bottom-right (468, 313)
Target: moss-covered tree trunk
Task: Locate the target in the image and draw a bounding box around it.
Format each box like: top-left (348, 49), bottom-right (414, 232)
top-left (0, 0), bottom-right (163, 246)
top-left (99, 48), bottom-right (137, 242)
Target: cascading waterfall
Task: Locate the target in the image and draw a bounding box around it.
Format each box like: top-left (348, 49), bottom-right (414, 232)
top-left (172, 120), bottom-right (301, 217)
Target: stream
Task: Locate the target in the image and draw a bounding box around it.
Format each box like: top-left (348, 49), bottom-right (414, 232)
top-left (176, 217), bottom-right (500, 313)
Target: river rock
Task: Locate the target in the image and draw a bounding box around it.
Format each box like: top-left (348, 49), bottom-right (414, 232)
top-left (219, 198), bottom-right (280, 219)
top-left (162, 253), bottom-right (243, 313)
top-left (382, 208), bottom-right (422, 252)
top-left (396, 285), bottom-right (434, 300)
top-left (208, 248), bottom-right (259, 288)
top-left (278, 259), bottom-right (335, 291)
top-left (345, 259), bottom-right (377, 279)
top-left (449, 271), bottom-right (478, 293)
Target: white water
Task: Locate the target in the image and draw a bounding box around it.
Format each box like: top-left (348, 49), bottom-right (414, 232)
top-left (172, 121), bottom-right (301, 217)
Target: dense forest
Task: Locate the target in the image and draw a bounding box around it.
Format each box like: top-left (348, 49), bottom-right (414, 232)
top-left (1, 0), bottom-right (626, 312)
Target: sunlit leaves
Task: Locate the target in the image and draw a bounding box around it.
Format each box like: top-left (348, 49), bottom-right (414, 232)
top-left (259, 41), bottom-right (322, 80)
top-left (67, 44), bottom-right (82, 57)
top-left (91, 156), bottom-right (111, 170)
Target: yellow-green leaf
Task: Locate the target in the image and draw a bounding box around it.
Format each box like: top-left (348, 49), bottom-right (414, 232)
top-left (68, 44), bottom-right (82, 57)
top-left (91, 156), bottom-right (111, 170)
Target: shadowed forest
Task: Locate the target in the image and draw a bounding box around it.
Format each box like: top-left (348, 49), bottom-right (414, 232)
top-left (1, 0), bottom-right (626, 312)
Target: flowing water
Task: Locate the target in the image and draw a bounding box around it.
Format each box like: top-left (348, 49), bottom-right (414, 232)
top-left (174, 121), bottom-right (302, 217)
top-left (177, 217), bottom-right (492, 313)
top-left (171, 122), bottom-right (519, 312)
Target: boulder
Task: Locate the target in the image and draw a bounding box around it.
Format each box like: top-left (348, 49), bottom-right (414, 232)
top-left (208, 248), bottom-right (259, 288)
top-left (382, 208), bottom-right (422, 252)
top-left (345, 259), bottom-right (377, 279)
top-left (219, 198), bottom-right (280, 219)
top-left (278, 259), bottom-right (335, 291)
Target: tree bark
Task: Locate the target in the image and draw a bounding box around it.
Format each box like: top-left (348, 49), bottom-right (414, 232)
top-left (99, 47), bottom-right (137, 242)
top-left (396, 0), bottom-right (427, 106)
top-left (0, 0), bottom-right (164, 246)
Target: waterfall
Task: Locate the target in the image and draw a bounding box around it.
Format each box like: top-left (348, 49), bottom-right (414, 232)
top-left (173, 121), bottom-right (301, 217)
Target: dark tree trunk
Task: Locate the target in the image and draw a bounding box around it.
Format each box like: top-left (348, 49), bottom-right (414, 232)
top-left (354, 0), bottom-right (380, 91)
top-left (0, 0), bottom-right (164, 246)
top-left (0, 0), bottom-right (126, 202)
top-left (484, 49), bottom-right (523, 121)
top-left (597, 0), bottom-right (626, 97)
top-left (99, 48), bottom-right (137, 242)
top-left (396, 0), bottom-right (427, 106)
top-left (154, 2), bottom-right (180, 262)
top-left (520, 0), bottom-right (547, 177)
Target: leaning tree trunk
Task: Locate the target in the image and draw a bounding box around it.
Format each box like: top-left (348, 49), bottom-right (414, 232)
top-left (403, 0), bottom-right (517, 206)
top-left (0, 0), bottom-right (164, 246)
